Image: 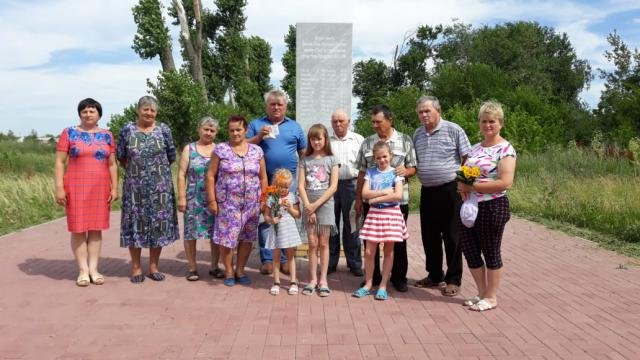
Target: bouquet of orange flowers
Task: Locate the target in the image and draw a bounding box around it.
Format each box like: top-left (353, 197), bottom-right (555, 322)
top-left (455, 165), bottom-right (481, 185)
top-left (260, 185), bottom-right (288, 234)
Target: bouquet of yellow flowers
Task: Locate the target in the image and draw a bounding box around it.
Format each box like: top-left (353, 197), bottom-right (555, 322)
top-left (455, 165), bottom-right (480, 185)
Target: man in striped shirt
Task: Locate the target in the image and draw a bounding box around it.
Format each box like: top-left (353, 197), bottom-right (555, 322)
top-left (413, 95), bottom-right (471, 297)
top-left (355, 105), bottom-right (417, 292)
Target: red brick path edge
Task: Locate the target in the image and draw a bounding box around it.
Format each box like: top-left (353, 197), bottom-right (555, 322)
top-left (1, 212), bottom-right (639, 359)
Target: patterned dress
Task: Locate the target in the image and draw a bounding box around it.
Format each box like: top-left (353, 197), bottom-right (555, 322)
top-left (264, 193), bottom-right (302, 249)
top-left (212, 142), bottom-right (263, 249)
top-left (56, 127), bottom-right (115, 232)
top-left (183, 142), bottom-right (215, 240)
top-left (117, 122), bottom-right (179, 248)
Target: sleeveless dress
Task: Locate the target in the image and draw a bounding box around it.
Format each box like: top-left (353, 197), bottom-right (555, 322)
top-left (56, 127), bottom-right (115, 232)
top-left (117, 122), bottom-right (179, 248)
top-left (183, 142), bottom-right (215, 240)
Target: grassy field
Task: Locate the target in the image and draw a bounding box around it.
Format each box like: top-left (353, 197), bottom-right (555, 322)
top-left (2, 140), bottom-right (640, 258)
top-left (408, 145), bottom-right (640, 257)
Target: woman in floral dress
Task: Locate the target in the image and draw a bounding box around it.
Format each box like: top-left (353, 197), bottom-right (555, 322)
top-left (206, 115), bottom-right (267, 286)
top-left (177, 117), bottom-right (224, 281)
top-left (55, 98), bottom-right (118, 286)
top-left (117, 96), bottom-right (179, 284)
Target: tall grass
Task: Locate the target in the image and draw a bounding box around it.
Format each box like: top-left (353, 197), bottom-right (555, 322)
top-left (409, 146), bottom-right (640, 256)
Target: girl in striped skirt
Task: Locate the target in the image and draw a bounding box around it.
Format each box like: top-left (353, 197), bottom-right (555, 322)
top-left (353, 141), bottom-right (409, 300)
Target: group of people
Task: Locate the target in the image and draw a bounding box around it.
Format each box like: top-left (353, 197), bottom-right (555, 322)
top-left (55, 90), bottom-right (516, 311)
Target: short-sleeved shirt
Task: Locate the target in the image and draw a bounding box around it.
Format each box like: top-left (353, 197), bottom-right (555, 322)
top-left (300, 155), bottom-right (339, 191)
top-left (356, 129), bottom-right (417, 205)
top-left (465, 141), bottom-right (516, 202)
top-left (364, 167), bottom-right (403, 208)
top-left (247, 116), bottom-right (306, 180)
top-left (413, 118), bottom-right (471, 187)
top-left (330, 130), bottom-right (364, 180)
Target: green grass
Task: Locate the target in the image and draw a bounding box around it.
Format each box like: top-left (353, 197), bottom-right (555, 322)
top-left (409, 146), bottom-right (640, 257)
top-left (3, 140), bottom-right (640, 259)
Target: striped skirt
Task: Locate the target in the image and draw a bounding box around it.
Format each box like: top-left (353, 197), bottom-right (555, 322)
top-left (360, 206), bottom-right (409, 243)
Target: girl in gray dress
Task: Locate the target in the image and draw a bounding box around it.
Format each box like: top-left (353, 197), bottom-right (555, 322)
top-left (298, 124), bottom-right (339, 297)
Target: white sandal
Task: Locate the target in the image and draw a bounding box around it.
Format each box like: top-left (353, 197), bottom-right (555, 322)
top-left (269, 283), bottom-right (280, 295)
top-left (470, 299), bottom-right (496, 312)
top-left (463, 295), bottom-right (481, 306)
top-left (288, 283), bottom-right (299, 295)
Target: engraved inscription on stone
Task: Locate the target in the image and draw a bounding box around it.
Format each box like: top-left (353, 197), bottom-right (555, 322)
top-left (296, 23), bottom-right (352, 132)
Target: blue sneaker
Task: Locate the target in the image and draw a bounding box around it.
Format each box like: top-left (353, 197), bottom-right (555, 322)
top-left (223, 277), bottom-right (236, 286)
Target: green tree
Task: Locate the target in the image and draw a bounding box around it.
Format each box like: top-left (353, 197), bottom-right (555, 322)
top-left (352, 59), bottom-right (394, 113)
top-left (281, 25), bottom-right (296, 117)
top-left (132, 0), bottom-right (176, 72)
top-left (595, 31), bottom-right (640, 145)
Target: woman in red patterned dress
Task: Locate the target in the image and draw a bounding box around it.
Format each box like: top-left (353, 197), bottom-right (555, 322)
top-left (54, 98), bottom-right (118, 287)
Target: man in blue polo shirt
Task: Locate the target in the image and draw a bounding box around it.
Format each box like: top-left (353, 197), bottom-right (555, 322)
top-left (248, 89), bottom-right (306, 275)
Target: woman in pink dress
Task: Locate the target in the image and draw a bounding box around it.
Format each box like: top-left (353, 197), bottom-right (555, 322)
top-left (54, 98), bottom-right (118, 287)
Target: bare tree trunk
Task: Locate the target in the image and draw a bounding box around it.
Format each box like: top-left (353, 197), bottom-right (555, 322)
top-left (159, 46), bottom-right (176, 72)
top-left (173, 0), bottom-right (208, 103)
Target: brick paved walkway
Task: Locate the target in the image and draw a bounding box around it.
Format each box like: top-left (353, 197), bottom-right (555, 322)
top-left (1, 213), bottom-right (639, 359)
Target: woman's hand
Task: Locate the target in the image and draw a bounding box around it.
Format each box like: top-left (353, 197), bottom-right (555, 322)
top-left (108, 189), bottom-right (119, 204)
top-left (304, 202), bottom-right (317, 216)
top-left (307, 213), bottom-right (317, 224)
top-left (177, 197), bottom-right (187, 212)
top-left (55, 188), bottom-right (67, 207)
top-left (457, 182), bottom-right (472, 201)
top-left (208, 200), bottom-right (218, 215)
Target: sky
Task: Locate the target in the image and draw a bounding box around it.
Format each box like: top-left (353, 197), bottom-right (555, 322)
top-left (0, 0), bottom-right (639, 136)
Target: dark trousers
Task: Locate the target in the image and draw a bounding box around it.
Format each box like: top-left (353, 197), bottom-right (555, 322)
top-left (363, 202), bottom-right (409, 285)
top-left (329, 179), bottom-right (362, 270)
top-left (419, 182), bottom-right (463, 285)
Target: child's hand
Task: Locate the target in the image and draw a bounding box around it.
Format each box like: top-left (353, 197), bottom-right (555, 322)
top-left (271, 216), bottom-right (282, 225)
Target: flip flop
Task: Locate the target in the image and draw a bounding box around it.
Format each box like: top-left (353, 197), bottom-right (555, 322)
top-left (130, 274), bottom-right (145, 284)
top-left (415, 277), bottom-right (446, 288)
top-left (442, 284), bottom-right (460, 297)
top-left (76, 274), bottom-right (90, 287)
top-left (269, 283), bottom-right (280, 295)
top-left (374, 289), bottom-right (388, 301)
top-left (288, 283), bottom-right (299, 295)
top-left (235, 275), bottom-right (251, 286)
top-left (147, 272), bottom-right (166, 281)
top-left (463, 295), bottom-right (481, 306)
top-left (302, 283), bottom-right (316, 295)
top-left (318, 285), bottom-right (331, 297)
top-left (186, 271), bottom-right (199, 281)
top-left (89, 273), bottom-right (104, 285)
top-left (352, 287), bottom-right (370, 298)
top-left (209, 268), bottom-right (225, 279)
top-left (470, 299), bottom-right (497, 312)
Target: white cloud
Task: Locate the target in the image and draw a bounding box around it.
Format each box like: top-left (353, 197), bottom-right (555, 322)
top-left (0, 62), bottom-right (158, 136)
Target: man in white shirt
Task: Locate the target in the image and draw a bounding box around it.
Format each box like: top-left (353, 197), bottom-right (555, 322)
top-left (328, 109), bottom-right (364, 276)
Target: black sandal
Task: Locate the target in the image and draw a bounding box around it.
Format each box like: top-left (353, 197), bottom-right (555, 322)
top-left (186, 271), bottom-right (199, 281)
top-left (208, 268), bottom-right (225, 279)
top-left (147, 272), bottom-right (166, 281)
